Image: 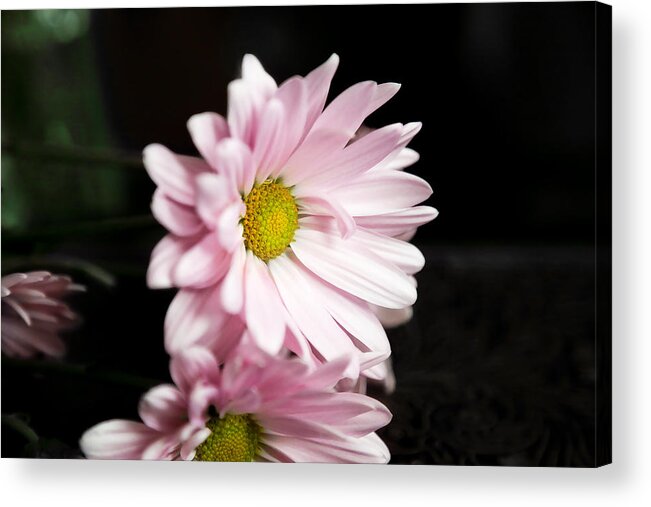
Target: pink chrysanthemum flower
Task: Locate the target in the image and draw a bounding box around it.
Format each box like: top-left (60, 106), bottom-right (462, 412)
top-left (144, 54), bottom-right (438, 377)
top-left (80, 342), bottom-right (392, 463)
top-left (1, 271), bottom-right (84, 358)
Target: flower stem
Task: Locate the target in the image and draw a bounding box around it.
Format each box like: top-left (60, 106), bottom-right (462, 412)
top-left (2, 141), bottom-right (144, 169)
top-left (1, 254), bottom-right (117, 287)
top-left (1, 414), bottom-right (39, 444)
top-left (2, 214), bottom-right (158, 242)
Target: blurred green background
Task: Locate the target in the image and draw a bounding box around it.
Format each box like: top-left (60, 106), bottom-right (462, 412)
top-left (2, 9), bottom-right (135, 233)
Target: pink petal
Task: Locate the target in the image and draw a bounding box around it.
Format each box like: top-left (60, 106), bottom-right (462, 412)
top-left (264, 391), bottom-right (371, 420)
top-left (372, 147), bottom-right (420, 172)
top-left (172, 232), bottom-right (230, 288)
top-left (371, 304), bottom-right (414, 329)
top-left (330, 170), bottom-right (433, 216)
top-left (281, 320), bottom-right (314, 364)
top-left (252, 98), bottom-right (286, 181)
top-left (300, 355), bottom-right (357, 391)
top-left (227, 79), bottom-right (256, 146)
top-left (367, 122), bottom-right (421, 173)
top-left (143, 144), bottom-right (209, 206)
top-left (179, 427), bottom-right (212, 461)
top-left (309, 80), bottom-right (377, 139)
top-left (138, 385), bottom-right (186, 433)
top-left (296, 123), bottom-right (403, 192)
top-left (194, 172), bottom-right (238, 228)
top-left (301, 266), bottom-right (390, 354)
top-left (164, 286), bottom-right (228, 355)
top-left (1, 320), bottom-right (65, 358)
top-left (267, 76), bottom-right (308, 178)
top-left (262, 432), bottom-right (389, 463)
top-left (352, 229), bottom-right (425, 275)
top-left (366, 82), bottom-right (400, 117)
top-left (141, 433), bottom-right (183, 460)
top-left (292, 226), bottom-right (416, 309)
top-left (303, 53), bottom-right (339, 133)
top-left (244, 252), bottom-right (286, 355)
top-left (1, 332), bottom-right (36, 358)
top-left (220, 388), bottom-right (261, 416)
top-left (147, 234), bottom-right (197, 289)
top-left (280, 128), bottom-right (351, 186)
top-left (170, 346), bottom-right (220, 394)
top-left (80, 420), bottom-right (157, 460)
top-left (3, 298), bottom-right (31, 325)
top-left (198, 313), bottom-right (245, 361)
top-left (219, 348), bottom-right (266, 400)
top-left (267, 254), bottom-right (356, 360)
top-left (358, 350), bottom-right (392, 375)
top-left (216, 201), bottom-right (245, 252)
top-left (188, 381), bottom-right (219, 426)
top-left (220, 243), bottom-right (246, 314)
top-left (267, 392), bottom-right (391, 438)
top-left (395, 228), bottom-right (417, 241)
top-left (258, 415), bottom-right (343, 440)
top-left (299, 195), bottom-right (356, 239)
top-left (151, 189), bottom-right (203, 237)
top-left (187, 112), bottom-right (230, 168)
top-left (1, 273), bottom-right (29, 289)
top-left (213, 137), bottom-right (257, 195)
top-left (241, 54), bottom-right (277, 102)
top-left (354, 206), bottom-right (439, 237)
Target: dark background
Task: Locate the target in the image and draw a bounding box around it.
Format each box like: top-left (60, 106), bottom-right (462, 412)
top-left (1, 2), bottom-right (611, 466)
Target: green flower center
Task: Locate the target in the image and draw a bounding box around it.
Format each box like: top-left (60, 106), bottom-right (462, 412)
top-left (193, 414), bottom-right (262, 462)
top-left (242, 180), bottom-right (299, 262)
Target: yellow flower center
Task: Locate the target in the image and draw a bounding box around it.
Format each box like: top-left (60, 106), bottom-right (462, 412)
top-left (193, 414), bottom-right (262, 462)
top-left (242, 180), bottom-right (299, 262)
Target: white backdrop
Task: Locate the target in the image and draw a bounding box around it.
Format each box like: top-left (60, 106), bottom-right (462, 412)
top-left (1, 0), bottom-right (649, 505)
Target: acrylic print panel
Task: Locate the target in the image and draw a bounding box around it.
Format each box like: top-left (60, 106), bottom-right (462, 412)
top-left (1, 2), bottom-right (611, 466)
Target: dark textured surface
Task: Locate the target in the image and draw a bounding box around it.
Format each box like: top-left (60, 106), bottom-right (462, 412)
top-left (374, 246), bottom-right (596, 466)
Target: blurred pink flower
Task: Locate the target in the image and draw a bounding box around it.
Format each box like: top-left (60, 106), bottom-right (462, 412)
top-left (80, 342), bottom-right (392, 463)
top-left (1, 271), bottom-right (84, 358)
top-left (144, 54), bottom-right (437, 378)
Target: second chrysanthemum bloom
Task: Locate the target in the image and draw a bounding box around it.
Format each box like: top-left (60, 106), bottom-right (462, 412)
top-left (80, 343), bottom-right (391, 463)
top-left (144, 54), bottom-right (437, 377)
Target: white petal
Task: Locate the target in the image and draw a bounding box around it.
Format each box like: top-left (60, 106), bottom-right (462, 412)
top-left (143, 144), bottom-right (209, 205)
top-left (252, 98), bottom-right (286, 181)
top-left (172, 232), bottom-right (230, 288)
top-left (301, 266), bottom-right (390, 354)
top-left (330, 171), bottom-right (433, 216)
top-left (280, 128), bottom-right (350, 187)
top-left (372, 147), bottom-right (420, 172)
top-left (353, 206), bottom-right (439, 237)
top-left (303, 53), bottom-right (339, 132)
top-left (296, 123), bottom-right (403, 191)
top-left (268, 77), bottom-right (308, 177)
top-left (299, 195), bottom-right (356, 239)
top-left (292, 226), bottom-right (416, 309)
top-left (151, 189), bottom-right (203, 237)
top-left (214, 137), bottom-right (257, 195)
top-left (267, 254), bottom-right (356, 360)
top-left (164, 286), bottom-right (228, 355)
top-left (220, 243), bottom-right (247, 314)
top-left (241, 54), bottom-right (277, 101)
top-left (187, 112), bottom-right (229, 168)
top-left (352, 228), bottom-right (425, 275)
top-left (244, 252), bottom-right (286, 354)
top-left (147, 234), bottom-right (197, 289)
top-left (80, 420), bottom-right (157, 460)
